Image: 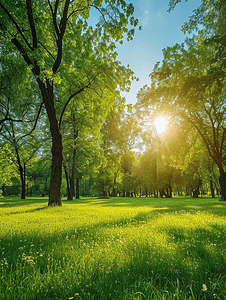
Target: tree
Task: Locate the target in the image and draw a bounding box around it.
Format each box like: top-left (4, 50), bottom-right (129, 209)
top-left (120, 152), bottom-right (137, 196)
top-left (180, 134), bottom-right (219, 197)
top-left (0, 143), bottom-right (15, 194)
top-left (1, 118), bottom-right (43, 199)
top-left (167, 0), bottom-right (226, 199)
top-left (26, 156), bottom-right (51, 197)
top-left (61, 66), bottom-right (120, 200)
top-left (62, 106), bottom-right (105, 200)
top-left (0, 49), bottom-right (45, 199)
top-left (137, 150), bottom-right (156, 197)
top-left (140, 33), bottom-right (226, 199)
top-left (99, 98), bottom-right (139, 196)
top-left (0, 0), bottom-right (139, 205)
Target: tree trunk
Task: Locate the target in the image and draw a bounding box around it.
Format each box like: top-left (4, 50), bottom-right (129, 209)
top-left (15, 147), bottom-right (25, 199)
top-left (76, 178), bottom-right (79, 199)
top-left (68, 164), bottom-right (74, 200)
top-left (44, 178), bottom-right (48, 196)
top-left (68, 130), bottom-right (78, 200)
top-left (101, 189), bottom-right (107, 196)
top-left (219, 172), bottom-right (226, 200)
top-left (21, 163), bottom-right (26, 200)
top-left (215, 162), bottom-right (226, 200)
top-left (192, 188), bottom-right (199, 198)
top-left (192, 179), bottom-right (202, 198)
top-left (168, 178), bottom-right (172, 198)
top-left (210, 178), bottom-right (215, 198)
top-left (68, 182), bottom-right (74, 200)
top-left (63, 163), bottom-right (70, 199)
top-left (10, 28), bottom-right (65, 206)
top-left (48, 131), bottom-right (63, 206)
top-left (2, 185), bottom-right (5, 196)
top-left (64, 151), bottom-right (76, 200)
top-left (38, 79), bottom-right (63, 206)
top-left (111, 187), bottom-right (117, 197)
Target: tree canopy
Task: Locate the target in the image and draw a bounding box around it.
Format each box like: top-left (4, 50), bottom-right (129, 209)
top-left (1, 0), bottom-right (225, 201)
top-left (0, 0), bottom-right (140, 205)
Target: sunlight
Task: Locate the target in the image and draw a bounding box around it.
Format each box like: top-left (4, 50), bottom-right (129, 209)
top-left (153, 116), bottom-right (168, 134)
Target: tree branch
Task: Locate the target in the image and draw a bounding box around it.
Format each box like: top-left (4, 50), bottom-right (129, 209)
top-left (90, 4), bottom-right (108, 24)
top-left (47, 0), bottom-right (60, 37)
top-left (220, 127), bottom-right (226, 157)
top-left (26, 0), bottom-right (37, 49)
top-left (17, 102), bottom-right (44, 142)
top-left (0, 2), bottom-right (33, 50)
top-left (38, 41), bottom-right (56, 61)
top-left (206, 105), bottom-right (219, 155)
top-left (0, 116), bottom-right (23, 126)
top-left (11, 38), bottom-right (40, 76)
top-left (187, 115), bottom-right (214, 160)
top-left (67, 5), bottom-right (89, 21)
top-left (59, 71), bottom-right (101, 130)
top-left (52, 0), bottom-right (70, 74)
top-left (59, 86), bottom-right (85, 130)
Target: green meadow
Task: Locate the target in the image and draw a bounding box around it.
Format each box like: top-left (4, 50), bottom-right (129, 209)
top-left (1, 196), bottom-right (226, 300)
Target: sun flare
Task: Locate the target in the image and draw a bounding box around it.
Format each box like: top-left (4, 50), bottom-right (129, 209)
top-left (153, 116), bottom-right (168, 134)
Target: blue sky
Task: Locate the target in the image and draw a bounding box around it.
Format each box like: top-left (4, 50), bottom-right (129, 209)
top-left (117, 0), bottom-right (202, 105)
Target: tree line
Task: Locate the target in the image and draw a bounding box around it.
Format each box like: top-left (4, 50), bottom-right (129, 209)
top-left (0, 0), bottom-right (226, 203)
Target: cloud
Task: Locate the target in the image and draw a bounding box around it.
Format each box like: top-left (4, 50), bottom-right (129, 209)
top-left (142, 10), bottom-right (150, 27)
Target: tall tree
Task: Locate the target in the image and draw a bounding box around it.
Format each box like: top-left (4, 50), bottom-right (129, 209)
top-left (166, 0), bottom-right (226, 198)
top-left (140, 34), bottom-right (226, 199)
top-left (62, 96), bottom-right (105, 200)
top-left (0, 49), bottom-right (44, 199)
top-left (0, 0), bottom-right (139, 205)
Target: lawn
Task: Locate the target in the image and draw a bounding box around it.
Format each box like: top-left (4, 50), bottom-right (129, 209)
top-left (0, 196), bottom-right (226, 299)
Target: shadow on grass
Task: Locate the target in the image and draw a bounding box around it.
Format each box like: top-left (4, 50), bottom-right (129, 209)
top-left (71, 196), bottom-right (226, 218)
top-left (1, 204), bottom-right (225, 300)
top-left (1, 196), bottom-right (225, 219)
top-left (0, 196), bottom-right (48, 207)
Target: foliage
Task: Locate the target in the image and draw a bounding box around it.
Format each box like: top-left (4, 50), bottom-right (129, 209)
top-left (62, 97), bottom-right (106, 199)
top-left (139, 32), bottom-right (226, 197)
top-left (0, 0), bottom-right (140, 205)
top-left (95, 99), bottom-right (140, 195)
top-left (150, 0), bottom-right (226, 199)
top-left (26, 157), bottom-right (52, 197)
top-left (1, 0), bottom-right (226, 201)
top-left (0, 143), bottom-right (16, 188)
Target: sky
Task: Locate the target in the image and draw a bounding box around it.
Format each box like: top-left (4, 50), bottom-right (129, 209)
top-left (116, 0), bottom-right (202, 105)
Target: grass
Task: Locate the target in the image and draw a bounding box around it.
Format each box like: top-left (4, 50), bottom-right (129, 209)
top-left (0, 196), bottom-right (226, 300)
